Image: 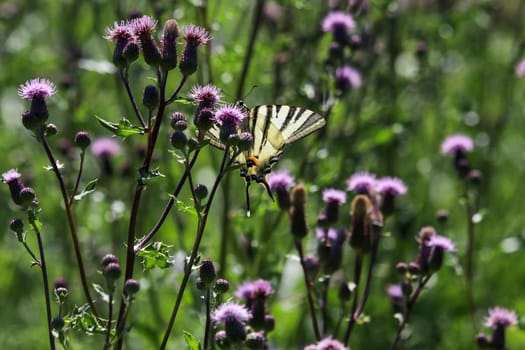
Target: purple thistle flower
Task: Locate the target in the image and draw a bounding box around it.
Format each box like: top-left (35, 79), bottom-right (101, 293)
top-left (182, 24), bottom-right (211, 45)
top-left (426, 234), bottom-right (456, 252)
top-left (376, 177), bottom-right (407, 196)
top-left (130, 15), bottom-right (157, 35)
top-left (18, 78), bottom-right (56, 100)
top-left (214, 104), bottom-right (246, 127)
top-left (2, 169), bottom-right (21, 184)
top-left (91, 137), bottom-right (122, 157)
top-left (267, 170), bottom-right (295, 192)
top-left (104, 21), bottom-right (133, 42)
top-left (440, 134), bottom-right (474, 155)
top-left (516, 59), bottom-right (525, 77)
top-left (211, 302), bottom-right (252, 325)
top-left (235, 279), bottom-right (274, 300)
top-left (335, 66), bottom-right (362, 91)
top-left (346, 171), bottom-right (376, 193)
top-left (386, 284), bottom-right (403, 299)
top-left (189, 84), bottom-right (222, 107)
top-left (321, 11), bottom-right (355, 33)
top-left (484, 307), bottom-right (518, 329)
top-left (322, 188), bottom-right (347, 205)
top-left (304, 337), bottom-right (349, 350)
top-left (315, 227), bottom-right (340, 242)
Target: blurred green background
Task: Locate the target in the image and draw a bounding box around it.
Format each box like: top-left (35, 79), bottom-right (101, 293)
top-left (1, 0), bottom-right (525, 349)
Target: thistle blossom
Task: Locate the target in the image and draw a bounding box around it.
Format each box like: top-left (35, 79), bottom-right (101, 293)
top-left (235, 279), bottom-right (274, 300)
top-left (376, 177), bottom-right (407, 196)
top-left (214, 104), bottom-right (246, 127)
top-left (130, 15), bottom-right (157, 36)
top-left (182, 24), bottom-right (211, 45)
top-left (2, 169), bottom-right (21, 184)
top-left (426, 235), bottom-right (456, 252)
top-left (515, 59), bottom-right (525, 77)
top-left (346, 172), bottom-right (376, 193)
top-left (211, 302), bottom-right (252, 325)
top-left (104, 21), bottom-right (133, 42)
top-left (322, 188), bottom-right (347, 205)
top-left (335, 66), bottom-right (362, 91)
top-left (440, 134), bottom-right (474, 155)
top-left (189, 84), bottom-right (222, 108)
top-left (268, 170), bottom-right (295, 192)
top-left (304, 337), bottom-right (349, 350)
top-left (91, 137), bottom-right (122, 157)
top-left (18, 78), bottom-right (56, 100)
top-left (484, 307), bottom-right (518, 329)
top-left (321, 12), bottom-right (355, 33)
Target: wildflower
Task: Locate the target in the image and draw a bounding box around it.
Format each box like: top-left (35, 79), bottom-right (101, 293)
top-left (440, 134), bottom-right (474, 155)
top-left (245, 331), bottom-right (266, 349)
top-left (484, 307), bottom-right (518, 329)
top-left (304, 336), bottom-right (349, 350)
top-left (18, 78), bottom-right (57, 100)
top-left (130, 15), bottom-right (161, 67)
top-left (516, 59), bottom-right (525, 77)
top-left (2, 169), bottom-right (24, 205)
top-left (319, 188), bottom-right (347, 226)
top-left (124, 279), bottom-right (141, 296)
top-left (321, 11), bottom-right (355, 44)
top-left (235, 279), bottom-right (274, 330)
top-left (170, 112), bottom-right (187, 131)
top-left (104, 21), bottom-right (137, 67)
top-left (160, 19), bottom-right (180, 71)
top-left (9, 218), bottom-right (24, 235)
top-left (171, 131), bottom-right (187, 150)
top-left (91, 137), bottom-right (122, 158)
top-left (214, 278), bottom-right (230, 294)
top-left (316, 227), bottom-right (346, 273)
top-left (267, 170), bottom-right (295, 210)
top-left (376, 176), bottom-right (407, 216)
top-left (415, 227), bottom-right (455, 274)
top-left (348, 194), bottom-right (374, 252)
top-left (189, 84), bottom-right (222, 110)
top-left (180, 24), bottom-right (211, 76)
top-left (142, 85), bottom-right (159, 110)
top-left (387, 284), bottom-right (405, 314)
top-left (215, 104), bottom-right (247, 145)
top-left (212, 302), bottom-right (252, 343)
top-left (346, 171), bottom-right (376, 194)
top-left (335, 66), bottom-right (362, 92)
top-left (199, 258), bottom-right (217, 287)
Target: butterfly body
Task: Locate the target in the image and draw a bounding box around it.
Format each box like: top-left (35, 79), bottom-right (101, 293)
top-left (206, 103), bottom-right (326, 211)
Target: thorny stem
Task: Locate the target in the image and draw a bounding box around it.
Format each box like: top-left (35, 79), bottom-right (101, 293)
top-left (28, 213), bottom-right (55, 350)
top-left (389, 275), bottom-right (432, 350)
top-left (119, 68), bottom-right (146, 129)
top-left (69, 150), bottom-right (86, 206)
top-left (294, 238), bottom-right (321, 340)
top-left (159, 148), bottom-right (232, 349)
top-left (40, 130), bottom-right (98, 317)
top-left (104, 293), bottom-right (114, 350)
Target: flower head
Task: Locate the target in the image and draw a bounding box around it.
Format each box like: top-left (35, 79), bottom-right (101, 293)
top-left (315, 227), bottom-right (340, 242)
top-left (189, 84), bottom-right (222, 107)
top-left (211, 302), bottom-right (252, 325)
top-left (516, 59), bottom-right (525, 77)
top-left (130, 15), bottom-right (157, 36)
top-left (321, 12), bottom-right (355, 33)
top-left (267, 170), bottom-right (295, 192)
top-left (91, 137), bottom-right (122, 157)
top-left (335, 66), bottom-right (362, 91)
top-left (425, 234), bottom-right (456, 252)
top-left (2, 169), bottom-right (21, 184)
top-left (18, 78), bottom-right (56, 100)
top-left (304, 337), bottom-right (349, 350)
top-left (346, 172), bottom-right (376, 193)
top-left (440, 134), bottom-right (474, 155)
top-left (104, 21), bottom-right (134, 42)
top-left (376, 177), bottom-right (407, 196)
top-left (386, 284), bottom-right (403, 299)
top-left (322, 188), bottom-right (347, 205)
top-left (484, 307), bottom-right (518, 329)
top-left (182, 24), bottom-right (211, 45)
top-left (214, 104), bottom-right (246, 127)
top-left (235, 279), bottom-right (274, 300)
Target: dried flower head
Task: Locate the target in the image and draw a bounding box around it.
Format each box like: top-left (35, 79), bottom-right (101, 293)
top-left (18, 78), bottom-right (56, 100)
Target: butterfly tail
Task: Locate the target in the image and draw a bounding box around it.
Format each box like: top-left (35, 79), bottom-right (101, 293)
top-left (245, 180), bottom-right (252, 217)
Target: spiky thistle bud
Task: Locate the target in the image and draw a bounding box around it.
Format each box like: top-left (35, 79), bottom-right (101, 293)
top-left (161, 19), bottom-right (180, 71)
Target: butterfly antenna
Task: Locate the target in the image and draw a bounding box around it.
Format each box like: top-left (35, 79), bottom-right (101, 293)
top-left (245, 180), bottom-right (252, 217)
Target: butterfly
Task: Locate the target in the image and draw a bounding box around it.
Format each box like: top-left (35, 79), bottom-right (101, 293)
top-left (205, 103), bottom-right (326, 214)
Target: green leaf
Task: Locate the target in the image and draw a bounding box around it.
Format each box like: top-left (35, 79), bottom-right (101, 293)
top-left (183, 331), bottom-right (201, 350)
top-left (96, 116), bottom-right (144, 138)
top-left (73, 179), bottom-right (98, 201)
top-left (64, 303), bottom-right (103, 335)
top-left (172, 197), bottom-right (198, 217)
top-left (138, 167), bottom-right (164, 186)
top-left (136, 241), bottom-right (174, 270)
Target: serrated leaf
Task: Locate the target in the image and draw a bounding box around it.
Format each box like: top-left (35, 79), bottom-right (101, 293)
top-left (168, 196), bottom-right (198, 217)
top-left (96, 116), bottom-right (144, 138)
top-left (64, 303), bottom-right (103, 335)
top-left (174, 98), bottom-right (194, 105)
top-left (183, 331), bottom-right (201, 350)
top-left (74, 179), bottom-right (98, 201)
top-left (92, 283), bottom-right (110, 303)
top-left (136, 241), bottom-right (174, 270)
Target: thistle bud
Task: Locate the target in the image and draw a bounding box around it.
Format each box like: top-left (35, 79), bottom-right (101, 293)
top-left (161, 19), bottom-right (180, 71)
top-left (290, 185), bottom-right (308, 239)
top-left (170, 112), bottom-right (187, 131)
top-left (123, 40), bottom-right (140, 64)
top-left (9, 218), bottom-right (24, 234)
top-left (124, 279), bottom-right (140, 296)
top-left (171, 130), bottom-right (187, 150)
top-left (194, 107), bottom-right (214, 132)
top-left (104, 262), bottom-right (122, 282)
top-left (45, 123), bottom-right (58, 136)
top-left (74, 131), bottom-right (91, 150)
top-left (214, 278), bottom-right (230, 294)
top-left (194, 184), bottom-right (208, 200)
top-left (142, 85), bottom-right (159, 110)
top-left (101, 254), bottom-right (118, 268)
top-left (21, 110), bottom-right (41, 130)
top-left (51, 317), bottom-right (65, 331)
top-left (199, 258), bottom-right (217, 287)
top-left (19, 187), bottom-right (36, 207)
top-left (30, 95), bottom-right (49, 123)
top-left (348, 195), bottom-right (373, 253)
